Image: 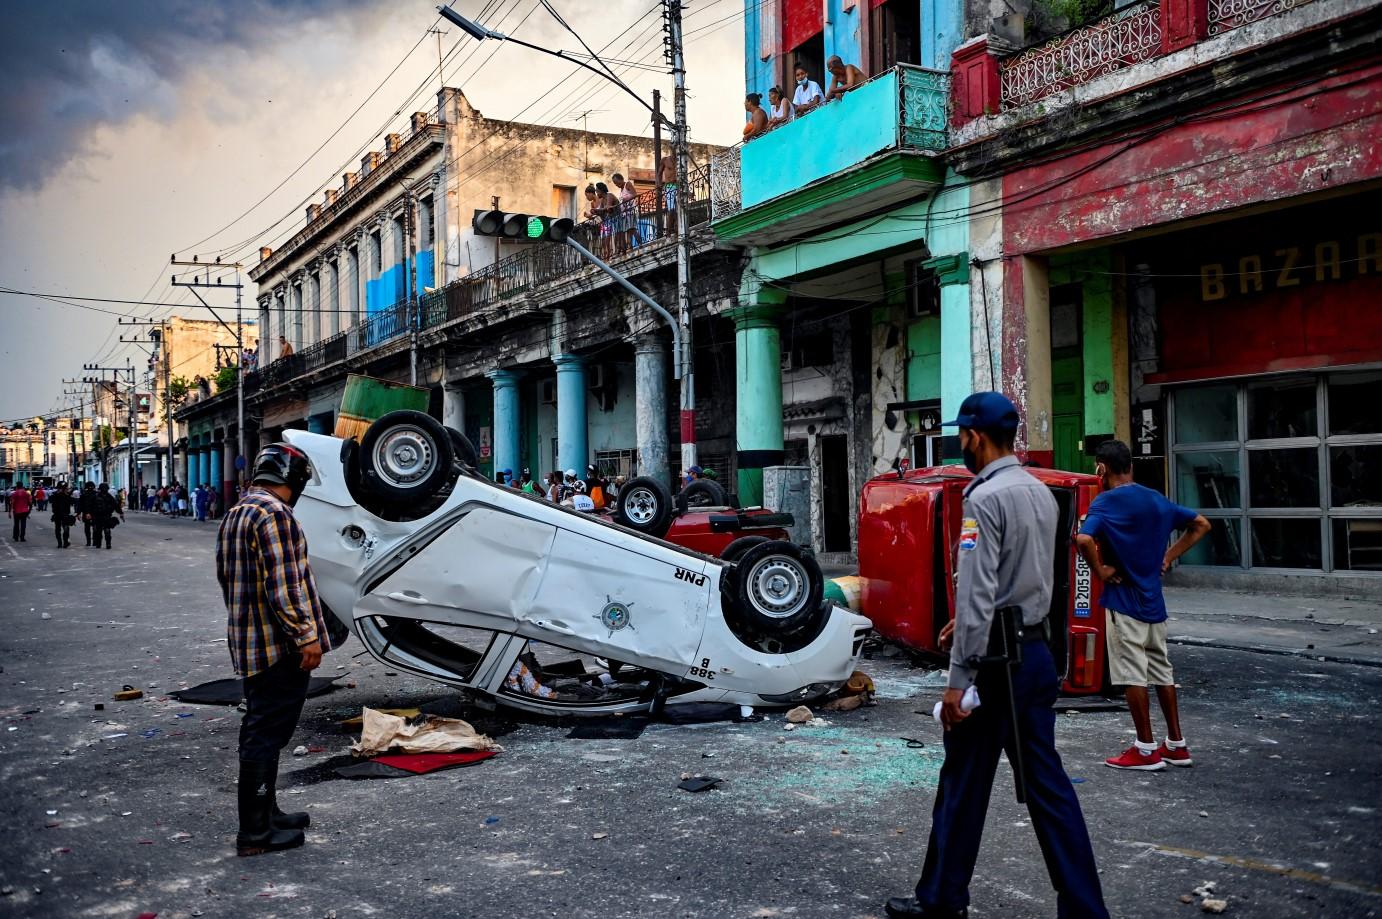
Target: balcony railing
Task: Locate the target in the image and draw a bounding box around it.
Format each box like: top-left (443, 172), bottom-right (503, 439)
top-left (1208, 0), bottom-right (1318, 34)
top-left (245, 168), bottom-right (713, 391)
top-left (999, 0), bottom-right (1163, 109)
top-left (721, 64), bottom-right (950, 218)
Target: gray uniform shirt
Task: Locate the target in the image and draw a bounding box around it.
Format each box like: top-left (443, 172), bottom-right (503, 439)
top-left (948, 455), bottom-right (1058, 690)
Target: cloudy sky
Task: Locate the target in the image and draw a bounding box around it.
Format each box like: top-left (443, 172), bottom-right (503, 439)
top-left (0, 0), bottom-right (745, 421)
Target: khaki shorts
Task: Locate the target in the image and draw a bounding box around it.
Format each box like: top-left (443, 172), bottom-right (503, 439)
top-left (1106, 609), bottom-right (1174, 687)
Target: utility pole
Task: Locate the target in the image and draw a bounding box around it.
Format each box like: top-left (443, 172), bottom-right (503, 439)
top-left (399, 178), bottom-right (419, 385)
top-left (120, 317), bottom-right (173, 485)
top-left (171, 257), bottom-right (247, 495)
top-left (666, 0), bottom-right (696, 473)
top-left (653, 89), bottom-right (663, 236)
top-left (82, 363), bottom-right (137, 496)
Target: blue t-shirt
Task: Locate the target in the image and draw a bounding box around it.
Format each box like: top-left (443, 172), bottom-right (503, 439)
top-left (1079, 483), bottom-right (1197, 623)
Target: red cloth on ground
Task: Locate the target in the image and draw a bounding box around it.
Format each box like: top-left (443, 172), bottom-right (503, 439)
top-left (370, 751), bottom-right (498, 774)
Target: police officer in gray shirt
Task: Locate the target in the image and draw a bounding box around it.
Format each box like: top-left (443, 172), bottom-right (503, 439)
top-left (887, 392), bottom-right (1109, 919)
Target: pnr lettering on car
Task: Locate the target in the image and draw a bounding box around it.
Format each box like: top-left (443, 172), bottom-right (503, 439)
top-left (674, 566), bottom-right (707, 587)
top-left (958, 517), bottom-right (979, 552)
top-left (1073, 514), bottom-right (1092, 618)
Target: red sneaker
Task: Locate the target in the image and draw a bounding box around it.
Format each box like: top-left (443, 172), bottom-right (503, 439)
top-left (1158, 743), bottom-right (1193, 767)
top-left (1104, 745), bottom-right (1166, 771)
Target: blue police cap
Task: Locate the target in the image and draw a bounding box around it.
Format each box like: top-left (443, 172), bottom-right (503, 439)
top-left (941, 391), bottom-right (1020, 431)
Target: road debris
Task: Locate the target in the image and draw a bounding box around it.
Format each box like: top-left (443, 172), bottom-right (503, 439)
top-left (1200, 898), bottom-right (1228, 913)
top-left (112, 686), bottom-right (143, 701)
top-left (786, 706), bottom-right (813, 723)
top-left (350, 707), bottom-right (501, 756)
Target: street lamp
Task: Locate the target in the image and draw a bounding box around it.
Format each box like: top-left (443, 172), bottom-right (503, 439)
top-left (434, 2), bottom-right (698, 477)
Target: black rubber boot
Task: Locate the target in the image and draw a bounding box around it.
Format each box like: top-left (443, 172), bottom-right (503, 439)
top-left (268, 754), bottom-right (310, 830)
top-left (236, 760), bottom-right (304, 856)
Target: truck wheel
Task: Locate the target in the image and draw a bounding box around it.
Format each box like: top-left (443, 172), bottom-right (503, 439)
top-left (612, 476), bottom-right (674, 537)
top-left (678, 478), bottom-right (727, 509)
top-left (445, 426), bottom-right (480, 468)
top-left (720, 535), bottom-right (769, 563)
top-left (727, 540), bottom-right (826, 636)
top-left (359, 411), bottom-right (454, 502)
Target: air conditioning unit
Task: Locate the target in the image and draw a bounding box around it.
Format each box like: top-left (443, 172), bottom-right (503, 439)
top-left (780, 348), bottom-right (795, 372)
top-left (588, 364), bottom-right (609, 391)
top-left (540, 380), bottom-right (557, 405)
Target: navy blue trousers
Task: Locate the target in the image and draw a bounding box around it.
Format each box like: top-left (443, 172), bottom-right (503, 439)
top-left (916, 639), bottom-right (1109, 919)
top-left (239, 656), bottom-right (311, 764)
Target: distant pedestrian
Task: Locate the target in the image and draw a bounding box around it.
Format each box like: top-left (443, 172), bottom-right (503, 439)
top-left (1075, 440), bottom-right (1211, 771)
top-left (33, 485), bottom-right (47, 512)
top-left (50, 482), bottom-right (75, 548)
top-left (178, 484), bottom-right (189, 517)
top-left (216, 443), bottom-right (330, 857)
top-left (9, 482), bottom-right (31, 542)
top-left (89, 482), bottom-right (123, 550)
top-left (77, 482), bottom-right (98, 546)
top-left (195, 484), bottom-right (211, 522)
top-left (518, 468), bottom-right (537, 495)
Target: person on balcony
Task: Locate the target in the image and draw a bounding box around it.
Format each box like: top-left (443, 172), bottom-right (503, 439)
top-left (743, 93), bottom-right (769, 141)
top-left (825, 55), bottom-right (866, 102)
top-left (659, 154), bottom-right (678, 237)
top-left (278, 335), bottom-right (294, 359)
top-left (595, 181), bottom-right (619, 258)
top-left (767, 85), bottom-right (794, 128)
top-left (611, 173), bottom-right (639, 254)
top-left (792, 63), bottom-right (825, 115)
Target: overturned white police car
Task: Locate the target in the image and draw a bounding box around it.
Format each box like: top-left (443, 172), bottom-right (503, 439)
top-left (284, 411), bottom-right (870, 717)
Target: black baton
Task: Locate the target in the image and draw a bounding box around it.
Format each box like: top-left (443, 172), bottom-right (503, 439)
top-left (967, 606), bottom-right (1028, 804)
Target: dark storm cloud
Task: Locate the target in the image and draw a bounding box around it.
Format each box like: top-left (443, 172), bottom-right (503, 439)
top-left (0, 0), bottom-right (376, 192)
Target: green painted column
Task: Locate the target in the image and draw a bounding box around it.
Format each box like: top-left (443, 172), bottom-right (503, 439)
top-left (925, 253), bottom-right (971, 462)
top-left (730, 287), bottom-right (787, 507)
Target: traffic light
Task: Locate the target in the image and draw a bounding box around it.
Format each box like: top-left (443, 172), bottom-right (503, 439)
top-left (472, 210), bottom-right (576, 243)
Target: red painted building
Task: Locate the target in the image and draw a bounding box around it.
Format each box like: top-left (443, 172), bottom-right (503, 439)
top-left (947, 0), bottom-right (1382, 580)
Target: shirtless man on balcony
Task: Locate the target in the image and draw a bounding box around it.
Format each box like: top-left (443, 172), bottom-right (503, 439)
top-left (825, 56), bottom-right (866, 102)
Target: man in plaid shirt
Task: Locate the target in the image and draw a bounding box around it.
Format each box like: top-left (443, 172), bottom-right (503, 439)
top-left (216, 443), bottom-right (331, 856)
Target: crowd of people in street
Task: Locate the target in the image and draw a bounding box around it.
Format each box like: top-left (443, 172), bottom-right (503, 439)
top-left (493, 464), bottom-right (624, 512)
top-left (136, 481), bottom-right (227, 521)
top-left (743, 56), bottom-right (867, 141)
top-left (3, 481), bottom-right (125, 548)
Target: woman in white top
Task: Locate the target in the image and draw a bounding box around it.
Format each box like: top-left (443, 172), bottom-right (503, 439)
top-left (767, 85), bottom-right (793, 128)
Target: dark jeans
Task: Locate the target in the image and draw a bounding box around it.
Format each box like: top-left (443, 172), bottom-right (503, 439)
top-left (55, 519), bottom-right (70, 545)
top-left (11, 512), bottom-right (27, 540)
top-left (916, 639), bottom-right (1109, 919)
top-left (239, 655), bottom-right (311, 764)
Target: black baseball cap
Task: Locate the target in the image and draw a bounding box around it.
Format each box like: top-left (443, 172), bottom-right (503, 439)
top-left (942, 391), bottom-right (1020, 431)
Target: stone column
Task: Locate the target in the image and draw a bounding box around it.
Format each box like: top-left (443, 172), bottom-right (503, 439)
top-left (632, 333), bottom-right (669, 482)
top-left (209, 440), bottom-right (223, 502)
top-left (199, 443), bottom-right (211, 492)
top-left (174, 442), bottom-right (188, 487)
top-left (553, 354), bottom-right (588, 474)
top-left (925, 253), bottom-right (972, 463)
top-left (442, 380), bottom-right (466, 432)
top-left (730, 293), bottom-right (787, 508)
top-left (222, 438), bottom-right (236, 508)
top-left (187, 445), bottom-right (200, 491)
top-left (486, 369), bottom-right (522, 480)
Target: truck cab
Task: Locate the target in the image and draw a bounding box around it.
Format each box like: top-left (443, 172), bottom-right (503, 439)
top-left (858, 465), bottom-right (1108, 695)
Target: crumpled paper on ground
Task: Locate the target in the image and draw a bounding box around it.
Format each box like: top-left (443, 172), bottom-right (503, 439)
top-left (350, 707), bottom-right (503, 757)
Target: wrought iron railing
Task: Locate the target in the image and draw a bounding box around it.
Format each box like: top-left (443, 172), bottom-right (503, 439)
top-left (710, 146), bottom-right (742, 222)
top-left (1207, 0), bottom-right (1317, 34)
top-left (899, 65), bottom-right (950, 150)
top-left (999, 0), bottom-right (1164, 108)
top-left (246, 168), bottom-right (713, 390)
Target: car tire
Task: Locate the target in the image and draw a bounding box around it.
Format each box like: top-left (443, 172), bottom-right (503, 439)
top-left (359, 410), bottom-right (454, 502)
top-left (720, 535), bottom-right (770, 563)
top-left (678, 478), bottom-right (727, 509)
top-left (726, 540), bottom-right (827, 636)
top-left (445, 426), bottom-right (480, 469)
top-left (612, 475), bottom-right (674, 537)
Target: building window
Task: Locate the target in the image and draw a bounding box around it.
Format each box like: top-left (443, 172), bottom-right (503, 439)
top-left (420, 196), bottom-right (435, 248)
top-left (869, 0), bottom-right (921, 72)
top-left (347, 247), bottom-right (361, 325)
top-left (551, 185), bottom-right (577, 220)
top-left (1170, 370), bottom-right (1382, 573)
top-left (370, 231), bottom-right (382, 276)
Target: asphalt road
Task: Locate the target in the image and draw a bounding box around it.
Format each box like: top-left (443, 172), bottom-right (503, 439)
top-left (1, 513), bottom-right (1380, 918)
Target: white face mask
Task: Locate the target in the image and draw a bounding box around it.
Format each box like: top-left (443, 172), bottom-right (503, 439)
top-left (797, 76), bottom-right (807, 85)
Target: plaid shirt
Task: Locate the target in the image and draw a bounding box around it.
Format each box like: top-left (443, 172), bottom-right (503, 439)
top-left (216, 487), bottom-right (330, 677)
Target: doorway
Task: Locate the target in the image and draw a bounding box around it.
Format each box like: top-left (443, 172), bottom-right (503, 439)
top-left (820, 434), bottom-right (852, 552)
top-left (869, 0), bottom-right (921, 72)
top-left (1050, 283), bottom-right (1086, 473)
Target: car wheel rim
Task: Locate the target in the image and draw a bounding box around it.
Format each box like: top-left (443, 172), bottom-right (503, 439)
top-left (623, 486), bottom-right (659, 525)
top-left (746, 556), bottom-right (807, 619)
top-left (373, 426), bottom-right (435, 487)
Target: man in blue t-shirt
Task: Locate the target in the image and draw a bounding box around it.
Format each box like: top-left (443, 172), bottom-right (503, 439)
top-left (1076, 440), bottom-right (1211, 772)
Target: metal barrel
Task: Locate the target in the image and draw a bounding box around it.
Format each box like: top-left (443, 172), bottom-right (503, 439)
top-left (333, 374), bottom-right (429, 441)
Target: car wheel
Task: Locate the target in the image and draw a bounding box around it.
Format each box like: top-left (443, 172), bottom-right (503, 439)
top-left (612, 475), bottom-right (674, 537)
top-left (727, 540), bottom-right (826, 636)
top-left (678, 478), bottom-right (727, 509)
top-left (720, 535), bottom-right (769, 563)
top-left (445, 426), bottom-right (480, 468)
top-left (359, 410), bottom-right (454, 502)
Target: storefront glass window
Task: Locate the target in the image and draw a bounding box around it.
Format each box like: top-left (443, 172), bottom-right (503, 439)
top-left (1174, 384), bottom-right (1237, 444)
top-left (1330, 444), bottom-right (1382, 508)
top-left (1174, 451), bottom-right (1241, 508)
top-left (1333, 518), bottom-right (1382, 571)
top-left (1181, 520), bottom-right (1242, 567)
top-left (1251, 518), bottom-right (1323, 569)
top-left (1328, 372), bottom-right (1382, 435)
top-left (1248, 448), bottom-right (1320, 508)
top-left (1248, 379), bottom-right (1317, 440)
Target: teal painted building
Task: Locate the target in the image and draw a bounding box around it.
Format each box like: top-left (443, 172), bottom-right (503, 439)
top-left (713, 0), bottom-right (968, 555)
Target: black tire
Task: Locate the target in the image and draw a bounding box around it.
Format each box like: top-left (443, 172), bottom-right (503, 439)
top-left (679, 478), bottom-right (727, 509)
top-left (612, 475), bottom-right (674, 537)
top-left (445, 426), bottom-right (480, 468)
top-left (359, 410), bottom-right (454, 503)
top-left (725, 540), bottom-right (827, 636)
top-left (720, 535), bottom-right (770, 563)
